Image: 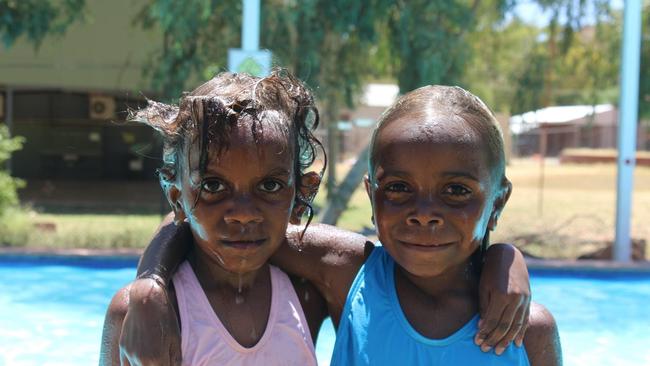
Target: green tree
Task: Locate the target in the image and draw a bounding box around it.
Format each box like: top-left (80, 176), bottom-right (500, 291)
top-left (464, 18), bottom-right (541, 113)
top-left (0, 125), bottom-right (24, 215)
top-left (0, 0), bottom-right (85, 48)
top-left (504, 0), bottom-right (621, 112)
top-left (385, 0), bottom-right (514, 93)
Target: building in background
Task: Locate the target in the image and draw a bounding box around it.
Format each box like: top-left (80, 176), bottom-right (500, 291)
top-left (0, 0), bottom-right (165, 211)
top-left (510, 104), bottom-right (647, 157)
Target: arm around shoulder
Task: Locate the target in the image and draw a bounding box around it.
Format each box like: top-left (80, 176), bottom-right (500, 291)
top-left (523, 302), bottom-right (562, 366)
top-left (272, 223), bottom-right (374, 320)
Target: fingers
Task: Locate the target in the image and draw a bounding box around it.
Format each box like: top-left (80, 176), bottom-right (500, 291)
top-left (475, 303), bottom-right (512, 352)
top-left (514, 304), bottom-right (530, 347)
top-left (493, 304), bottom-right (527, 355)
top-left (476, 294), bottom-right (531, 356)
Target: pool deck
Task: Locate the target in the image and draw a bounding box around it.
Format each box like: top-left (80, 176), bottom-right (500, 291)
top-left (1, 247), bottom-right (650, 272)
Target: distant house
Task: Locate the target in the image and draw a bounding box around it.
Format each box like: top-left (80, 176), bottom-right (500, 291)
top-left (509, 104), bottom-right (630, 156)
top-left (333, 83), bottom-right (399, 161)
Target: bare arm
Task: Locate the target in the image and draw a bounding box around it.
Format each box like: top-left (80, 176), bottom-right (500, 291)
top-left (136, 212), bottom-right (191, 282)
top-left (100, 286), bottom-right (130, 366)
top-left (115, 213), bottom-right (186, 366)
top-left (476, 243), bottom-right (532, 354)
top-left (524, 302), bottom-right (562, 366)
top-left (271, 223), bottom-right (375, 324)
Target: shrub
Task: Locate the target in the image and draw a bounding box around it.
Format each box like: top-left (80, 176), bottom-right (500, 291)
top-left (0, 124), bottom-right (24, 216)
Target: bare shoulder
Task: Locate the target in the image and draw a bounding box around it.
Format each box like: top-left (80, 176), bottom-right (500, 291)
top-left (523, 302), bottom-right (563, 366)
top-left (100, 285), bottom-right (131, 366)
top-left (107, 285), bottom-right (130, 319)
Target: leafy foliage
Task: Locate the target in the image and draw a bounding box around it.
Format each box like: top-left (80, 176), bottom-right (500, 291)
top-left (0, 125), bottom-right (24, 215)
top-left (0, 0), bottom-right (85, 48)
top-left (467, 1), bottom-right (625, 115)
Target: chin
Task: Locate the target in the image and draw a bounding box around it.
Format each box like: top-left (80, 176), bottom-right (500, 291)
top-left (224, 251), bottom-right (270, 270)
top-left (400, 260), bottom-right (449, 278)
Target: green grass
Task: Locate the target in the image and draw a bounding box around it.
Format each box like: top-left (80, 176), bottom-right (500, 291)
top-left (0, 211), bottom-right (161, 249)
top-left (2, 158), bottom-right (649, 259)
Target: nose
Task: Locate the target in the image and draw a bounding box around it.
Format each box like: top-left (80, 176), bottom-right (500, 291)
top-left (223, 195), bottom-right (264, 225)
top-left (406, 198), bottom-right (444, 227)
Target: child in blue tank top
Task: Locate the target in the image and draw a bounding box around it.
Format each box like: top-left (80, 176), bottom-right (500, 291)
top-left (331, 85), bottom-right (561, 365)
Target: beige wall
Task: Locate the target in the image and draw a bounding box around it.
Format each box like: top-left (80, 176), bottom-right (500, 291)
top-left (0, 0), bottom-right (162, 93)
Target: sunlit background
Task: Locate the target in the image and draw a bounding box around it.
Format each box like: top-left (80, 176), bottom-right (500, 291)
top-left (0, 0), bottom-right (649, 365)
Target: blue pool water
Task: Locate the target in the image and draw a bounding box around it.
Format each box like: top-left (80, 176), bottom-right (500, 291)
top-left (1, 256), bottom-right (649, 366)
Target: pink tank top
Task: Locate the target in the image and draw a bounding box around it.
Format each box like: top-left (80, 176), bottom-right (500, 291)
top-left (172, 261), bottom-right (317, 366)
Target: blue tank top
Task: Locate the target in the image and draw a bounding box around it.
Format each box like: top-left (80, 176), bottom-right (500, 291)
top-left (330, 246), bottom-right (530, 365)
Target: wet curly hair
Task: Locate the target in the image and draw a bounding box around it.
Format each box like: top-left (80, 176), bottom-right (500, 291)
top-left (130, 69), bottom-right (325, 225)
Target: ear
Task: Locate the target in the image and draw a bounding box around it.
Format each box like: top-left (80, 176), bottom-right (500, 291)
top-left (159, 166), bottom-right (186, 225)
top-left (363, 175), bottom-right (376, 225)
top-left (290, 172), bottom-right (321, 224)
top-left (364, 175), bottom-right (372, 200)
top-left (488, 178), bottom-right (512, 231)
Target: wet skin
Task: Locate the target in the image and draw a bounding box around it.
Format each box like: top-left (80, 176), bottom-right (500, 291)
top-left (366, 115), bottom-right (506, 338)
top-left (167, 117), bottom-right (300, 346)
top-left (171, 117), bottom-right (296, 290)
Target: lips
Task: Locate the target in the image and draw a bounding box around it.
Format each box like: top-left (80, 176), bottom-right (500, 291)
top-left (220, 238), bottom-right (267, 250)
top-left (397, 240), bottom-right (455, 251)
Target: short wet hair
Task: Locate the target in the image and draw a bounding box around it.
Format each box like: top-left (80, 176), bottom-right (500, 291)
top-left (369, 85), bottom-right (506, 188)
top-left (130, 69), bottom-right (324, 219)
top-left (367, 85), bottom-right (508, 272)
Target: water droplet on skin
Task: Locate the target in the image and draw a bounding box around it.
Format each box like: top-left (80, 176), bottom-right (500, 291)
top-left (235, 275), bottom-right (244, 304)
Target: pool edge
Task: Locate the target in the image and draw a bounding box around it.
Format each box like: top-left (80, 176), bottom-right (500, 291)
top-left (1, 248), bottom-right (649, 272)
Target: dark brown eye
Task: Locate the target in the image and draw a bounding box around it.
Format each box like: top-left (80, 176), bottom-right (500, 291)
top-left (385, 182), bottom-right (411, 193)
top-left (444, 184), bottom-right (471, 197)
top-left (201, 179), bottom-right (225, 194)
top-left (258, 179), bottom-right (283, 193)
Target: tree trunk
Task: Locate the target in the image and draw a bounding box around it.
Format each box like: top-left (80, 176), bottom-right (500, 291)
top-left (319, 144), bottom-right (370, 225)
top-left (325, 106), bottom-right (338, 199)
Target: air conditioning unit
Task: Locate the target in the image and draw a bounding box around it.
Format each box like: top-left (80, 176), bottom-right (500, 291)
top-left (89, 94), bottom-right (116, 120)
top-left (0, 94), bottom-right (4, 120)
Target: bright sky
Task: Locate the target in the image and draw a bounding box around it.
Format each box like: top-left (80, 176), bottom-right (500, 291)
top-left (511, 0), bottom-right (625, 27)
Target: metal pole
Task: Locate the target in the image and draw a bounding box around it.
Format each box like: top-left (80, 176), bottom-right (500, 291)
top-left (242, 0), bottom-right (260, 51)
top-left (614, 0), bottom-right (642, 262)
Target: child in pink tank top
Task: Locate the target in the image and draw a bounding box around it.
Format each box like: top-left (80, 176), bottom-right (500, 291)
top-left (101, 70), bottom-right (325, 365)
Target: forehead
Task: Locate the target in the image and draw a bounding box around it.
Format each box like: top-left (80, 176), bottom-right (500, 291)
top-left (372, 115), bottom-right (490, 178)
top-left (185, 112), bottom-right (294, 172)
top-left (378, 114), bottom-right (481, 145)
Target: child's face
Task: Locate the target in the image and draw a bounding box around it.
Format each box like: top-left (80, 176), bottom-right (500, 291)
top-left (366, 116), bottom-right (502, 278)
top-left (172, 117), bottom-right (296, 274)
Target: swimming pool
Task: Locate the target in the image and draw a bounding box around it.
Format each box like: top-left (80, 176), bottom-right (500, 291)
top-left (1, 256), bottom-right (649, 366)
